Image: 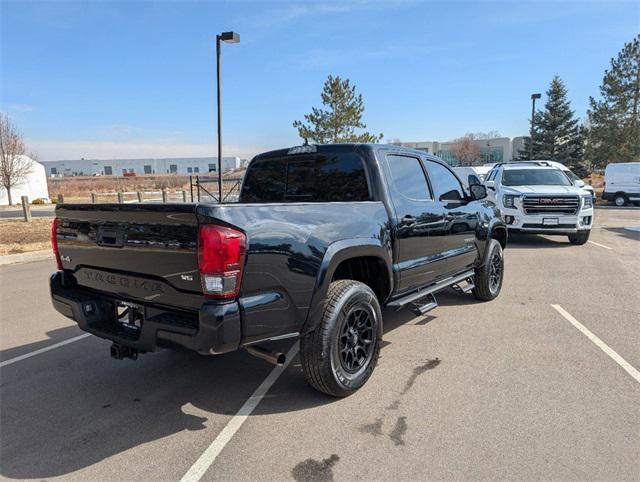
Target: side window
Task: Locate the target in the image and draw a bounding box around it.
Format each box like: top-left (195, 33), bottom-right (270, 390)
top-left (425, 160), bottom-right (465, 202)
top-left (387, 155), bottom-right (431, 200)
top-left (486, 169), bottom-right (496, 182)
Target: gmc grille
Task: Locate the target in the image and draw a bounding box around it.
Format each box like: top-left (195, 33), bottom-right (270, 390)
top-left (522, 195), bottom-right (580, 215)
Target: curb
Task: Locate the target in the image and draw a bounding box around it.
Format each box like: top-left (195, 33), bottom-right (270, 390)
top-left (0, 250), bottom-right (52, 267)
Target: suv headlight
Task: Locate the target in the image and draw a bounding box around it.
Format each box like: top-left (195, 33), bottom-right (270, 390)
top-left (582, 195), bottom-right (593, 209)
top-left (503, 194), bottom-right (519, 209)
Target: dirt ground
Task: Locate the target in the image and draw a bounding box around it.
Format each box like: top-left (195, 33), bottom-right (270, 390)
top-left (0, 218), bottom-right (52, 255)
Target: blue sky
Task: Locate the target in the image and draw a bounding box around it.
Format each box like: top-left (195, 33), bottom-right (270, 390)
top-left (1, 0), bottom-right (638, 161)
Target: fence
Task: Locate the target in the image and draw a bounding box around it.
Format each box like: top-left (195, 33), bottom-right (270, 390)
top-left (189, 176), bottom-right (242, 202)
top-left (54, 177), bottom-right (244, 205)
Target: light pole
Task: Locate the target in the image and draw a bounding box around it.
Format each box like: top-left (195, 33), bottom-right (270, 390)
top-left (216, 31), bottom-right (240, 202)
top-left (529, 93), bottom-right (541, 161)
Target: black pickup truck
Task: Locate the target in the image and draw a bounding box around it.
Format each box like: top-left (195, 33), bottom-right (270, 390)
top-left (50, 144), bottom-right (506, 396)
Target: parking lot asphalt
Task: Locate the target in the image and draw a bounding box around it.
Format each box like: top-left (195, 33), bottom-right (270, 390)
top-left (1, 208), bottom-right (638, 481)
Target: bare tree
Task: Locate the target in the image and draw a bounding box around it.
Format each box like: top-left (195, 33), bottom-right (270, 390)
top-left (465, 131), bottom-right (502, 140)
top-left (0, 113), bottom-right (32, 205)
top-left (451, 136), bottom-right (482, 166)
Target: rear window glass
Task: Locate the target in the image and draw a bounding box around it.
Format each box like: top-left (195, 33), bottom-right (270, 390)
top-left (240, 153), bottom-right (370, 202)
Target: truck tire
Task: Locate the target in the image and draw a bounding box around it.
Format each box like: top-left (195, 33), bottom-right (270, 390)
top-left (300, 280), bottom-right (382, 397)
top-left (472, 239), bottom-right (504, 301)
top-left (568, 230), bottom-right (590, 245)
top-left (614, 194), bottom-right (627, 207)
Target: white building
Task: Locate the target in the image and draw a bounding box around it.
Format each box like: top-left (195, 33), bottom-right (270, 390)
top-left (40, 156), bottom-right (241, 177)
top-left (393, 137), bottom-right (528, 166)
top-left (0, 156), bottom-right (50, 205)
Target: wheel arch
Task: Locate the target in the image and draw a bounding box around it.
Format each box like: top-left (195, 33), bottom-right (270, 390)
top-left (482, 221), bottom-right (507, 263)
top-left (301, 239), bottom-right (393, 336)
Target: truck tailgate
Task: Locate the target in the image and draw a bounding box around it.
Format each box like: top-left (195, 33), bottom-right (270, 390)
top-left (55, 204), bottom-right (202, 309)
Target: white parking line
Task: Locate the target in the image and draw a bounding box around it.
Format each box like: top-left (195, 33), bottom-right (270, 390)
top-left (551, 305), bottom-right (640, 383)
top-left (588, 240), bottom-right (613, 250)
top-left (0, 333), bottom-right (91, 368)
top-left (180, 342), bottom-right (300, 482)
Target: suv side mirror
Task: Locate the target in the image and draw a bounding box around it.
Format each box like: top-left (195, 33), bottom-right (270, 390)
top-left (485, 180), bottom-right (495, 190)
top-left (470, 184), bottom-right (487, 200)
top-left (574, 179), bottom-right (585, 188)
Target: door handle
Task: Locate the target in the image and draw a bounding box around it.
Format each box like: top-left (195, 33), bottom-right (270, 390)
top-left (402, 215), bottom-right (417, 225)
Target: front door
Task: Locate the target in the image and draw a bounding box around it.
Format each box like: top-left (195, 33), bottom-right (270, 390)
top-left (423, 159), bottom-right (479, 276)
top-left (385, 154), bottom-right (446, 293)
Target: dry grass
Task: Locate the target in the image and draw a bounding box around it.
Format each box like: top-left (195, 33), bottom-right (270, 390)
top-left (47, 170), bottom-right (246, 201)
top-left (48, 174), bottom-right (191, 198)
top-left (0, 218), bottom-right (53, 255)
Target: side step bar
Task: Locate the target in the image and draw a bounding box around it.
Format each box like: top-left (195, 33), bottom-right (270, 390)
top-left (387, 269), bottom-right (475, 310)
top-left (452, 279), bottom-right (475, 293)
top-left (408, 293), bottom-right (438, 316)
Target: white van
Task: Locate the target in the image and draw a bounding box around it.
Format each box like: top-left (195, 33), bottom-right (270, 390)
top-left (453, 166), bottom-right (492, 189)
top-left (602, 162), bottom-right (640, 206)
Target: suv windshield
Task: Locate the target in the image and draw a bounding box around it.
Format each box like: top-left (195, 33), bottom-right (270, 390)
top-left (563, 170), bottom-right (579, 182)
top-left (502, 169), bottom-right (572, 186)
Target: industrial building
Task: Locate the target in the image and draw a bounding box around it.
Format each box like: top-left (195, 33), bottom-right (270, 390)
top-left (40, 156), bottom-right (242, 177)
top-left (392, 137), bottom-right (527, 166)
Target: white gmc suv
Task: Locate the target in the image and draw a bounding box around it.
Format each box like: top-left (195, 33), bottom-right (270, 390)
top-left (484, 161), bottom-right (594, 245)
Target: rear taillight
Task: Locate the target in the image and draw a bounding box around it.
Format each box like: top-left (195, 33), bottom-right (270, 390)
top-left (51, 217), bottom-right (63, 270)
top-left (197, 224), bottom-right (246, 299)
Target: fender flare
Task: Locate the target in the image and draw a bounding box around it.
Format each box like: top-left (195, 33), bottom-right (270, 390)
top-left (484, 219), bottom-right (507, 262)
top-left (301, 238), bottom-right (393, 336)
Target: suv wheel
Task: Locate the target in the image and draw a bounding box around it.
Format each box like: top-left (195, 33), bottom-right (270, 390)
top-left (614, 194), bottom-right (627, 207)
top-left (473, 239), bottom-right (504, 301)
top-left (300, 280), bottom-right (382, 397)
top-left (568, 230), bottom-right (590, 245)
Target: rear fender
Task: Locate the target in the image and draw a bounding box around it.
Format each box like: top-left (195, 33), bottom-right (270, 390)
top-left (301, 239), bottom-right (392, 336)
top-left (485, 220), bottom-right (507, 262)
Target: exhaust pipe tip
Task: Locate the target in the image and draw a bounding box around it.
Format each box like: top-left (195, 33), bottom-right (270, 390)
top-left (246, 345), bottom-right (286, 366)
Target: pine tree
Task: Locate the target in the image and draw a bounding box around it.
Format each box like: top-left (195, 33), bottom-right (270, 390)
top-left (293, 75), bottom-right (382, 144)
top-left (518, 76), bottom-right (583, 167)
top-left (586, 35), bottom-right (640, 167)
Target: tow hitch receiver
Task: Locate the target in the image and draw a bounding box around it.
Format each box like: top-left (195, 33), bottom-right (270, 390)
top-left (110, 343), bottom-right (139, 360)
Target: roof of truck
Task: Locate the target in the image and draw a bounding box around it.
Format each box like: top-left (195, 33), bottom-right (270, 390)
top-left (252, 143), bottom-right (450, 167)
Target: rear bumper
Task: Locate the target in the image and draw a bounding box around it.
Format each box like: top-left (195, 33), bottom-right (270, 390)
top-left (50, 271), bottom-right (241, 354)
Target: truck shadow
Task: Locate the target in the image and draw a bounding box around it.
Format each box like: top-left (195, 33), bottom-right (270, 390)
top-left (603, 227), bottom-right (640, 242)
top-left (506, 233), bottom-right (571, 249)
top-left (0, 325), bottom-right (85, 364)
top-left (0, 293), bottom-right (466, 479)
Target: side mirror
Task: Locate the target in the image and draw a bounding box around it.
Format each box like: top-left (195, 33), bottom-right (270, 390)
top-left (574, 179), bottom-right (585, 188)
top-left (470, 184), bottom-right (487, 200)
top-left (485, 180), bottom-right (495, 190)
